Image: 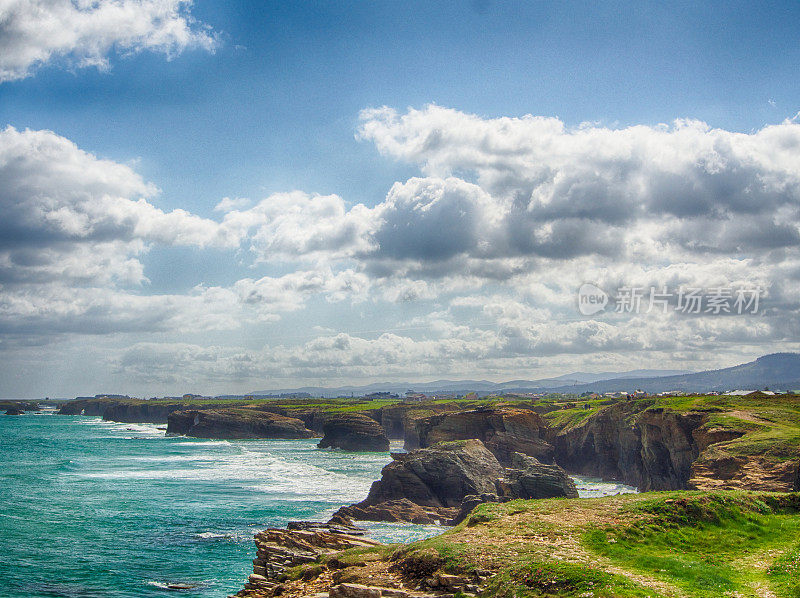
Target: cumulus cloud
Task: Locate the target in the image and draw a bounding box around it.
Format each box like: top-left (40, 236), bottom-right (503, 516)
top-left (357, 106), bottom-right (800, 264)
top-left (0, 126), bottom-right (236, 285)
top-left (7, 107), bottom-right (800, 395)
top-left (233, 268), bottom-right (370, 320)
top-left (220, 190), bottom-right (375, 261)
top-left (0, 0), bottom-right (217, 82)
top-left (217, 107), bottom-right (800, 288)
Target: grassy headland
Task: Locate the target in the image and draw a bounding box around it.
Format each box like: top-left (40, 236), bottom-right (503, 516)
top-left (290, 491), bottom-right (800, 598)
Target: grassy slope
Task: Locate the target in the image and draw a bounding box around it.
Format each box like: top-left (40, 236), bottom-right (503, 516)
top-left (346, 491), bottom-right (800, 598)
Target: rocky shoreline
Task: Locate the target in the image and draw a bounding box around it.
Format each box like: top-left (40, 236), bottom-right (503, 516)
top-left (57, 395), bottom-right (800, 494)
top-left (231, 521), bottom-right (485, 598)
top-left (51, 393), bottom-right (800, 597)
top-left (331, 440), bottom-right (577, 525)
top-left (230, 518), bottom-right (495, 598)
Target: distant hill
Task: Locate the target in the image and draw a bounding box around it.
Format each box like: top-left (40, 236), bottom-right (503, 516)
top-left (245, 354), bottom-right (800, 398)
top-left (542, 353), bottom-right (800, 395)
top-left (247, 368), bottom-right (692, 398)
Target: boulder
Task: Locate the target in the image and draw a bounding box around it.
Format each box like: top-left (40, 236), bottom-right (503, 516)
top-left (166, 408), bottom-right (315, 439)
top-left (318, 413), bottom-right (390, 452)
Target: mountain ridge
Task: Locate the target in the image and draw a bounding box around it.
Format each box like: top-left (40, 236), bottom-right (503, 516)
top-left (245, 354), bottom-right (800, 397)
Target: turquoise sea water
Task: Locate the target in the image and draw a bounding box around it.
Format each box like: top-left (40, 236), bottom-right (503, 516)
top-left (0, 410), bottom-right (636, 598)
top-left (0, 411), bottom-right (441, 598)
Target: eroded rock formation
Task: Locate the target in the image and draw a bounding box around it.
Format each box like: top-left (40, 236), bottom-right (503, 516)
top-left (406, 408), bottom-right (554, 464)
top-left (318, 413), bottom-right (391, 452)
top-left (166, 409), bottom-right (315, 439)
top-left (237, 523), bottom-right (381, 596)
top-left (331, 439), bottom-right (577, 525)
top-left (551, 402), bottom-right (707, 490)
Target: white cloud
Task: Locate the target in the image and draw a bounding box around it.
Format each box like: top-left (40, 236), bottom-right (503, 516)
top-left (0, 126), bottom-right (237, 286)
top-left (357, 105), bottom-right (800, 263)
top-left (0, 0), bottom-right (217, 82)
top-left (220, 191), bottom-right (376, 261)
top-left (233, 268), bottom-right (370, 320)
top-left (6, 108), bottom-right (800, 395)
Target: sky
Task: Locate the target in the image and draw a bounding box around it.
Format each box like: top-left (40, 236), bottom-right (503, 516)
top-left (1, 0), bottom-right (800, 398)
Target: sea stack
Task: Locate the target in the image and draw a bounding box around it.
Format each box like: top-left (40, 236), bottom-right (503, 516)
top-left (317, 413), bottom-right (390, 452)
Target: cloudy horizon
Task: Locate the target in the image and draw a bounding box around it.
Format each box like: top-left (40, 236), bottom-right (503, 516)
top-left (2, 1), bottom-right (799, 398)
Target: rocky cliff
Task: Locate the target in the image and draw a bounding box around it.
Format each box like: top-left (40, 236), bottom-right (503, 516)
top-left (0, 401), bottom-right (39, 412)
top-left (407, 408), bottom-right (554, 464)
top-left (551, 401), bottom-right (708, 490)
top-left (57, 397), bottom-right (249, 422)
top-left (57, 398), bottom-right (120, 416)
top-left (376, 403), bottom-right (462, 440)
top-left (550, 398), bottom-right (800, 493)
top-left (332, 439), bottom-right (577, 525)
top-left (318, 413), bottom-right (390, 452)
top-left (103, 402), bottom-right (203, 423)
top-left (166, 409), bottom-right (315, 439)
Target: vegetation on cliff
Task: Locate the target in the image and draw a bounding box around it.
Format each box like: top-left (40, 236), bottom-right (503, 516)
top-left (258, 491), bottom-right (800, 598)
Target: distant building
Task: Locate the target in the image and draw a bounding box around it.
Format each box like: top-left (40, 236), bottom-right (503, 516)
top-left (403, 391), bottom-right (428, 402)
top-left (365, 391), bottom-right (400, 400)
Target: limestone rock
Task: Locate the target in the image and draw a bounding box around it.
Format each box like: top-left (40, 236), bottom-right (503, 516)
top-left (335, 440), bottom-right (579, 526)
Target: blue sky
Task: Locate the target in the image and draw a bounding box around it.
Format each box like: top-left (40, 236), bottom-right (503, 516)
top-left (1, 0), bottom-right (799, 397)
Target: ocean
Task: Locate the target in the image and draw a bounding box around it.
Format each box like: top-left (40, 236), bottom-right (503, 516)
top-left (0, 410), bottom-right (635, 598)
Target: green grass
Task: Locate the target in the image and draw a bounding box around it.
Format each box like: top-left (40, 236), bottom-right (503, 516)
top-left (332, 491), bottom-right (800, 598)
top-left (767, 543), bottom-right (800, 597)
top-left (485, 560), bottom-right (656, 598)
top-left (583, 493), bottom-right (800, 597)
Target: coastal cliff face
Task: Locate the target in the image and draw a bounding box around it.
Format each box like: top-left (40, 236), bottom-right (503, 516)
top-left (0, 401), bottom-right (39, 412)
top-left (551, 401), bottom-right (707, 490)
top-left (549, 398), bottom-right (800, 493)
top-left (57, 398), bottom-right (117, 416)
top-left (317, 413), bottom-right (390, 452)
top-left (406, 408), bottom-right (554, 465)
top-left (166, 409), bottom-right (315, 439)
top-left (57, 398), bottom-right (252, 423)
top-left (689, 451), bottom-right (799, 492)
top-left (377, 403), bottom-right (461, 440)
top-left (103, 402), bottom-right (197, 423)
